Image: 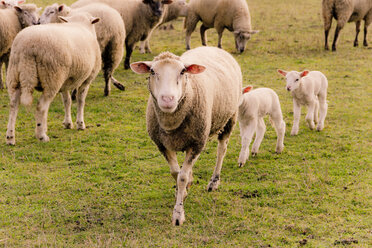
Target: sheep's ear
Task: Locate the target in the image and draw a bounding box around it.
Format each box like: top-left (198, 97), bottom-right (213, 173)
top-left (277, 69), bottom-right (287, 76)
top-left (14, 6), bottom-right (22, 12)
top-left (142, 0), bottom-right (152, 4)
top-left (300, 70), bottom-right (309, 77)
top-left (242, 86), bottom-right (253, 94)
top-left (18, 0), bottom-right (25, 4)
top-left (58, 16), bottom-right (68, 23)
top-left (58, 4), bottom-right (64, 12)
top-left (249, 30), bottom-right (259, 35)
top-left (91, 17), bottom-right (100, 24)
top-left (130, 62), bottom-right (153, 74)
top-left (1, 1), bottom-right (6, 7)
top-left (161, 0), bottom-right (173, 4)
top-left (185, 64), bottom-right (206, 74)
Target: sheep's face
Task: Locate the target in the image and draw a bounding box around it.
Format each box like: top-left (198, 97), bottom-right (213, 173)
top-left (0, 0), bottom-right (24, 9)
top-left (143, 0), bottom-right (173, 17)
top-left (14, 5), bottom-right (40, 27)
top-left (234, 30), bottom-right (259, 53)
top-left (131, 60), bottom-right (205, 113)
top-left (278, 70), bottom-right (309, 92)
top-left (39, 4), bottom-right (67, 24)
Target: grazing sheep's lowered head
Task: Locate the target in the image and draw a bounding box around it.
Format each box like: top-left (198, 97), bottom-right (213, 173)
top-left (39, 3), bottom-right (70, 24)
top-left (277, 69), bottom-right (309, 92)
top-left (234, 30), bottom-right (259, 53)
top-left (13, 3), bottom-right (41, 27)
top-left (131, 52), bottom-right (205, 113)
top-left (143, 0), bottom-right (173, 17)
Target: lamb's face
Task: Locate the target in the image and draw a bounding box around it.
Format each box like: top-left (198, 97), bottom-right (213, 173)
top-left (14, 5), bottom-right (40, 27)
top-left (277, 70), bottom-right (309, 92)
top-left (39, 4), bottom-right (65, 24)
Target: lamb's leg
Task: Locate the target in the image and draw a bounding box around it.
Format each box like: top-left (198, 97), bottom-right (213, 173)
top-left (61, 91), bottom-right (73, 129)
top-left (306, 100), bottom-right (316, 130)
top-left (124, 41), bottom-right (133, 70)
top-left (76, 83), bottom-right (90, 130)
top-left (354, 20), bottom-right (361, 47)
top-left (172, 148), bottom-right (200, 226)
top-left (200, 24), bottom-right (209, 46)
top-left (251, 118), bottom-right (266, 156)
top-left (291, 99), bottom-right (301, 135)
top-left (184, 12), bottom-right (199, 50)
top-left (208, 116), bottom-right (236, 191)
top-left (238, 120), bottom-right (257, 167)
top-left (35, 93), bottom-right (54, 142)
top-left (6, 88), bottom-right (20, 145)
top-left (317, 96), bottom-right (328, 131)
top-left (314, 98), bottom-right (319, 124)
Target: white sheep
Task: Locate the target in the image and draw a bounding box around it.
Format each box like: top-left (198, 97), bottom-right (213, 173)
top-left (278, 70), bottom-right (328, 135)
top-left (184, 0), bottom-right (259, 53)
top-left (72, 0), bottom-right (174, 69)
top-left (6, 13), bottom-right (101, 145)
top-left (0, 3), bottom-right (39, 89)
top-left (238, 86), bottom-right (285, 167)
top-left (130, 46), bottom-right (242, 226)
top-left (0, 0), bottom-right (25, 9)
top-left (139, 0), bottom-right (188, 54)
top-left (323, 0), bottom-right (372, 51)
top-left (39, 3), bottom-right (126, 96)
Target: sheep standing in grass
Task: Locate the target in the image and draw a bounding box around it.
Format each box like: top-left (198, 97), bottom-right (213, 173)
top-left (130, 47), bottom-right (242, 226)
top-left (184, 0), bottom-right (258, 53)
top-left (323, 0), bottom-right (372, 51)
top-left (139, 0), bottom-right (188, 54)
top-left (72, 0), bottom-right (173, 69)
top-left (238, 86), bottom-right (285, 167)
top-left (39, 3), bottom-right (126, 96)
top-left (6, 13), bottom-right (101, 145)
top-left (0, 3), bottom-right (39, 89)
top-left (278, 70), bottom-right (328, 136)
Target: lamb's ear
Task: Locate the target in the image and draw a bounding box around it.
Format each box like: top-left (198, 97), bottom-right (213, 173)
top-left (277, 69), bottom-right (287, 77)
top-left (58, 4), bottom-right (64, 12)
top-left (249, 30), bottom-right (259, 35)
top-left (130, 62), bottom-right (153, 74)
top-left (242, 85), bottom-right (253, 94)
top-left (58, 16), bottom-right (68, 23)
top-left (91, 17), bottom-right (100, 24)
top-left (14, 6), bottom-right (22, 12)
top-left (184, 64), bottom-right (206, 74)
top-left (300, 70), bottom-right (309, 77)
top-left (161, 0), bottom-right (173, 4)
top-left (18, 0), bottom-right (25, 4)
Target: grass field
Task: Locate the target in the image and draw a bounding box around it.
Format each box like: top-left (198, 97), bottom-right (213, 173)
top-left (0, 0), bottom-right (371, 247)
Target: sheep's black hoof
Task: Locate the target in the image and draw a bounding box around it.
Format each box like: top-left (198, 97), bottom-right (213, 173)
top-left (238, 163), bottom-right (244, 168)
top-left (113, 82), bottom-right (125, 91)
top-left (175, 219), bottom-right (180, 226)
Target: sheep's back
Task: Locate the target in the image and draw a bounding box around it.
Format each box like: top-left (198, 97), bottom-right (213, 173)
top-left (0, 9), bottom-right (21, 55)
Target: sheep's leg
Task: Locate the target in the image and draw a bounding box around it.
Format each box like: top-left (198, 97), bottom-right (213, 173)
top-left (251, 118), bottom-right (266, 156)
top-left (103, 57), bottom-right (113, 97)
top-left (184, 12), bottom-right (199, 50)
top-left (238, 120), bottom-right (257, 167)
top-left (200, 24), bottom-right (209, 46)
top-left (208, 116), bottom-right (236, 191)
top-left (35, 94), bottom-right (54, 142)
top-left (314, 98), bottom-right (319, 124)
top-left (6, 88), bottom-right (21, 145)
top-left (323, 15), bottom-right (332, 50)
top-left (0, 59), bottom-right (3, 90)
top-left (108, 39), bottom-right (125, 92)
top-left (271, 114), bottom-right (285, 154)
top-left (75, 83), bottom-right (90, 130)
top-left (364, 14), bottom-right (371, 47)
top-left (61, 91), bottom-right (73, 129)
top-left (306, 101), bottom-right (316, 130)
top-left (317, 96), bottom-right (328, 131)
top-left (172, 148), bottom-right (200, 226)
top-left (354, 21), bottom-right (361, 47)
top-left (216, 26), bottom-right (225, 49)
top-left (291, 99), bottom-right (301, 135)
top-left (124, 41), bottom-right (133, 70)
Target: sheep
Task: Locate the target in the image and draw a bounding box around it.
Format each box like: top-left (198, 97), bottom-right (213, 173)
top-left (6, 13), bottom-right (101, 145)
top-left (0, 0), bottom-right (25, 9)
top-left (72, 0), bottom-right (174, 69)
top-left (139, 0), bottom-right (188, 54)
top-left (39, 3), bottom-right (126, 96)
top-left (277, 70), bottom-right (328, 135)
top-left (184, 0), bottom-right (259, 53)
top-left (323, 0), bottom-right (372, 51)
top-left (130, 46), bottom-right (242, 226)
top-left (238, 86), bottom-right (285, 167)
top-left (0, 3), bottom-right (39, 89)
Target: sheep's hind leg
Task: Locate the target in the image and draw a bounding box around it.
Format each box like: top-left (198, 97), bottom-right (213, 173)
top-left (35, 93), bottom-right (54, 142)
top-left (184, 12), bottom-right (199, 50)
top-left (291, 99), bottom-right (301, 135)
top-left (208, 116), bottom-right (236, 191)
top-left (6, 88), bottom-right (21, 145)
top-left (306, 101), bottom-right (316, 130)
top-left (76, 82), bottom-right (91, 130)
top-left (364, 13), bottom-right (371, 47)
top-left (238, 120), bottom-right (257, 167)
top-left (354, 21), bottom-right (361, 47)
top-left (323, 14), bottom-right (332, 50)
top-left (251, 118), bottom-right (266, 156)
top-left (200, 24), bottom-right (209, 46)
top-left (317, 97), bottom-right (328, 131)
top-left (61, 91), bottom-right (73, 129)
top-left (271, 114), bottom-right (285, 154)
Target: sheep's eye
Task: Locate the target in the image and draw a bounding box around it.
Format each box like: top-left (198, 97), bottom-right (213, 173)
top-left (150, 69), bottom-right (155, 75)
top-left (295, 78), bottom-right (299, 82)
top-left (180, 68), bottom-right (186, 75)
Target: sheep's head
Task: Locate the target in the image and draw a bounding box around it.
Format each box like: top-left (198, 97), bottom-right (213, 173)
top-left (277, 69), bottom-right (309, 92)
top-left (39, 4), bottom-right (70, 24)
top-left (14, 4), bottom-right (41, 27)
top-left (234, 30), bottom-right (259, 53)
top-left (0, 0), bottom-right (25, 9)
top-left (143, 0), bottom-right (173, 17)
top-left (58, 12), bottom-right (100, 33)
top-left (131, 52), bottom-right (205, 113)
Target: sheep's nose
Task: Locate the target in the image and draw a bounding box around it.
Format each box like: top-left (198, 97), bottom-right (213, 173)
top-left (287, 86), bottom-right (291, 91)
top-left (34, 20), bottom-right (40, 25)
top-left (162, 96), bottom-right (174, 103)
top-left (239, 48), bottom-right (245, 53)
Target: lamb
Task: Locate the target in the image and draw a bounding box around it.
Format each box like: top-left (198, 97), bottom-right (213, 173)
top-left (39, 3), bottom-right (126, 96)
top-left (238, 86), bottom-right (285, 167)
top-left (0, 0), bottom-right (25, 9)
top-left (322, 0), bottom-right (372, 51)
top-left (72, 0), bottom-right (173, 69)
top-left (130, 46), bottom-right (242, 226)
top-left (139, 0), bottom-right (188, 54)
top-left (277, 70), bottom-right (328, 135)
top-left (184, 0), bottom-right (259, 53)
top-left (0, 3), bottom-right (39, 89)
top-left (6, 13), bottom-right (101, 145)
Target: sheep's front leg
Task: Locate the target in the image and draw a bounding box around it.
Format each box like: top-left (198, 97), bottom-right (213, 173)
top-left (251, 118), bottom-right (266, 156)
top-left (6, 88), bottom-right (21, 145)
top-left (172, 149), bottom-right (200, 226)
top-left (35, 94), bottom-right (54, 142)
top-left (216, 26), bottom-right (224, 49)
top-left (238, 120), bottom-right (256, 167)
top-left (61, 91), bottom-right (73, 129)
top-left (306, 101), bottom-right (316, 130)
top-left (354, 20), bottom-right (361, 47)
top-left (200, 24), bottom-right (209, 46)
top-left (124, 41), bottom-right (133, 70)
top-left (291, 99), bottom-right (301, 135)
top-left (76, 84), bottom-right (90, 130)
top-left (0, 60), bottom-right (3, 89)
top-left (364, 17), bottom-right (371, 46)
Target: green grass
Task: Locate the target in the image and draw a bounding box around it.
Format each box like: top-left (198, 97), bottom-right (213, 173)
top-left (0, 0), bottom-right (371, 247)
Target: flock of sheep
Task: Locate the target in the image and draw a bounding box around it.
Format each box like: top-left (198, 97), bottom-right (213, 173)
top-left (0, 0), bottom-right (371, 226)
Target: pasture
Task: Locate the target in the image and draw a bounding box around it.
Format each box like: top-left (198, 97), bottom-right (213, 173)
top-left (0, 0), bottom-right (371, 246)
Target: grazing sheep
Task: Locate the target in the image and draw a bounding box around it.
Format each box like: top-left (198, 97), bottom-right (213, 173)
top-left (139, 0), bottom-right (188, 54)
top-left (238, 86), bottom-right (285, 167)
top-left (323, 0), bottom-right (372, 51)
top-left (0, 3), bottom-right (39, 89)
top-left (6, 13), bottom-right (101, 145)
top-left (39, 3), bottom-right (126, 96)
top-left (72, 0), bottom-right (173, 69)
top-left (130, 47), bottom-right (242, 226)
top-left (184, 0), bottom-right (259, 53)
top-left (277, 70), bottom-right (328, 135)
